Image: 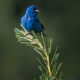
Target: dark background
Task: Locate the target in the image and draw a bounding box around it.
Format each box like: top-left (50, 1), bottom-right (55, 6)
top-left (0, 0), bottom-right (80, 80)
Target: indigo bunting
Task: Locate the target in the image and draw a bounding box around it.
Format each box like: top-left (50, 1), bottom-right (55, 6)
top-left (21, 5), bottom-right (47, 37)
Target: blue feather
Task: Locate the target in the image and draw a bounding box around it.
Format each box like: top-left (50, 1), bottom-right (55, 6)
top-left (21, 5), bottom-right (47, 37)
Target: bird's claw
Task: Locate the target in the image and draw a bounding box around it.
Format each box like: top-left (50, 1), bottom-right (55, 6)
top-left (31, 37), bottom-right (36, 40)
top-left (26, 32), bottom-right (31, 35)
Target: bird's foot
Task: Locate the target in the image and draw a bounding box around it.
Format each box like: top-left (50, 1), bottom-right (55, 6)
top-left (26, 32), bottom-right (31, 35)
top-left (31, 37), bottom-right (36, 40)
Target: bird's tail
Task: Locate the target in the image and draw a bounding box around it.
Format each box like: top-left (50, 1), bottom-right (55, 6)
top-left (39, 32), bottom-right (47, 37)
top-left (43, 33), bottom-right (47, 37)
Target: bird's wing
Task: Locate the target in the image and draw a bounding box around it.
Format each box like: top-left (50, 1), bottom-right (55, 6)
top-left (35, 16), bottom-right (45, 30)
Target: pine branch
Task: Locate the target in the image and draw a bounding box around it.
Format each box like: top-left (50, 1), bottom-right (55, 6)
top-left (14, 24), bottom-right (63, 80)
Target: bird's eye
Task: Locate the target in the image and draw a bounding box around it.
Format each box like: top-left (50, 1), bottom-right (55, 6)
top-left (32, 9), bottom-right (35, 11)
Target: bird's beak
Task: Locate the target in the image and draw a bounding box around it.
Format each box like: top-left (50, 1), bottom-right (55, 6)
top-left (35, 9), bottom-right (39, 12)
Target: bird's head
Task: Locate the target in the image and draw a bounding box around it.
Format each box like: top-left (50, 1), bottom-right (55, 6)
top-left (26, 5), bottom-right (39, 15)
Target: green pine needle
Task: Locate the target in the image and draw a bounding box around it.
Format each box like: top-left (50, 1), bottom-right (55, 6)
top-left (14, 25), bottom-right (63, 80)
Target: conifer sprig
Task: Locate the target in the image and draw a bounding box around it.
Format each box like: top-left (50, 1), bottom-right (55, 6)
top-left (14, 24), bottom-right (63, 80)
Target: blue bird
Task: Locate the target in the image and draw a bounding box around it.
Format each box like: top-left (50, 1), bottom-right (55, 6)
top-left (21, 5), bottom-right (47, 37)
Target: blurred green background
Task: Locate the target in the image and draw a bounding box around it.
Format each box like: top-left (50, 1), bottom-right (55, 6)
top-left (0, 0), bottom-right (80, 80)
